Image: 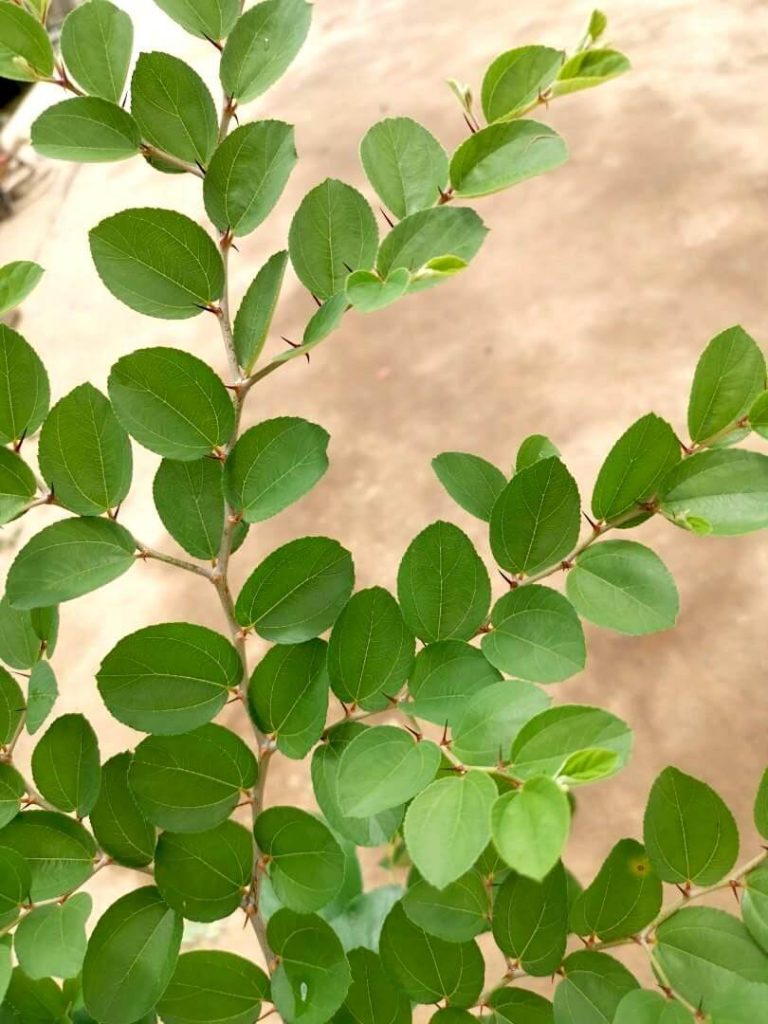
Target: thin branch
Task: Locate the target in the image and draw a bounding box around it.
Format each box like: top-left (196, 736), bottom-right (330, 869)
top-left (134, 544), bottom-right (213, 579)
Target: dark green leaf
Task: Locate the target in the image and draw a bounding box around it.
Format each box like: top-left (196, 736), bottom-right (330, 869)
top-left (481, 46), bottom-right (563, 122)
top-left (403, 869), bottom-right (488, 942)
top-left (153, 457), bottom-right (246, 560)
top-left (31, 97), bottom-right (140, 162)
top-left (450, 121), bottom-right (567, 198)
top-left (0, 448), bottom-right (35, 525)
top-left (0, 810), bottom-right (95, 900)
top-left (32, 713), bottom-right (100, 815)
top-left (25, 660), bottom-right (57, 736)
top-left (3, 968), bottom-right (67, 1023)
top-left (0, 261), bottom-right (43, 317)
top-left (570, 839), bottom-right (661, 941)
top-left (335, 947), bottom-right (411, 1024)
top-left (406, 640), bottom-right (501, 728)
top-left (553, 951), bottom-right (638, 1024)
top-left (89, 752), bottom-right (155, 867)
top-left (688, 326), bottom-right (765, 444)
top-left (451, 679), bottom-right (550, 767)
top-left (61, 0), bottom-right (133, 102)
top-left (220, 0), bottom-right (312, 101)
top-left (15, 891), bottom-right (91, 980)
top-left (492, 863), bottom-right (568, 976)
top-left (552, 49), bottom-right (631, 98)
top-left (360, 117), bottom-right (448, 219)
top-left (255, 806), bottom-right (344, 912)
top-left (0, 597), bottom-right (57, 671)
top-left (0, 847), bottom-right (29, 916)
top-left (336, 725), bottom-right (441, 817)
top-left (0, 1), bottom-right (54, 81)
top-left (376, 207), bottom-right (487, 287)
top-left (491, 776), bottom-right (570, 880)
top-left (0, 765), bottom-right (23, 829)
top-left (268, 908), bottom-right (351, 1024)
top-left (0, 667), bottom-right (23, 747)
top-left (158, 950), bottom-right (269, 1024)
top-left (233, 250), bottom-right (288, 371)
top-left (755, 768), bottom-right (768, 840)
top-left (248, 639), bottom-right (328, 759)
top-left (431, 452), bottom-right (506, 522)
top-left (487, 988), bottom-right (554, 1024)
top-left (0, 324), bottom-right (49, 445)
top-left (511, 704), bottom-right (632, 781)
top-left (659, 449), bottom-right (768, 535)
top-left (152, 0), bottom-right (238, 38)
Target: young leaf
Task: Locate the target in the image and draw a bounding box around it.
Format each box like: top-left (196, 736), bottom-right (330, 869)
top-left (511, 704), bottom-right (632, 781)
top-left (687, 325), bottom-right (766, 444)
top-left (31, 97), bottom-right (141, 162)
top-left (552, 49), bottom-right (631, 98)
top-left (248, 640), bottom-right (329, 759)
top-left (0, 260), bottom-right (43, 316)
top-left (450, 121), bottom-right (567, 199)
top-left (7, 517), bottom-right (136, 609)
top-left (90, 208), bottom-right (224, 319)
top-left (404, 771), bottom-right (497, 889)
top-left (220, 0), bottom-right (312, 101)
top-left (60, 0), bottom-right (133, 102)
top-left (481, 585), bottom-right (586, 683)
top-left (643, 766), bottom-right (738, 886)
top-left (31, 713), bottom-right (101, 816)
top-left (755, 768), bottom-right (768, 840)
top-left (289, 179), bottom-right (378, 300)
top-left (614, 990), bottom-right (692, 1024)
top-left (553, 951), bottom-right (638, 1024)
top-left (659, 449), bottom-right (768, 535)
top-left (491, 777), bottom-right (570, 880)
top-left (254, 806), bottom-right (345, 913)
top-left (97, 622), bottom-right (241, 735)
top-left (204, 121), bottom-right (296, 235)
top-left (397, 521), bottom-right (491, 643)
top-left (82, 887), bottom-right (182, 1024)
top-left (556, 747), bottom-right (620, 786)
top-left (492, 863), bottom-right (568, 976)
top-left (14, 891), bottom-right (91, 980)
top-left (158, 950), bottom-right (269, 1024)
top-left (565, 540), bottom-right (679, 635)
top-left (516, 433), bottom-right (560, 472)
top-left (233, 250), bottom-right (288, 371)
top-left (0, 448), bottom-right (36, 525)
top-left (235, 536), bottom-right (354, 643)
top-left (451, 679), bottom-right (550, 767)
top-left (360, 117), bottom-right (449, 219)
top-left (89, 752), bottom-right (155, 868)
top-left (38, 383), bottom-right (132, 515)
top-left (108, 347), bottom-right (234, 460)
top-left (155, 820), bottom-right (252, 922)
top-left (0, 0), bottom-right (55, 81)
top-left (152, 0), bottom-right (238, 38)
top-left (336, 725), bottom-right (441, 817)
top-left (591, 413), bottom-right (681, 524)
top-left (0, 810), bottom-right (95, 900)
top-left (128, 723), bottom-right (257, 832)
top-left (481, 46), bottom-right (564, 122)
top-left (131, 52), bottom-right (218, 167)
top-left (402, 869), bottom-right (489, 943)
top-left (406, 640), bottom-right (501, 728)
top-left (0, 324), bottom-right (50, 445)
top-left (346, 267), bottom-right (410, 313)
top-left (431, 451), bottom-right (506, 522)
top-left (377, 207), bottom-right (488, 286)
top-left (570, 839), bottom-right (661, 941)
top-left (0, 764), bottom-right (24, 829)
top-left (335, 947), bottom-right (411, 1024)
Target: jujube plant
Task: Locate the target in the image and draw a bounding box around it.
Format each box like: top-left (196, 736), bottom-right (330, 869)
top-left (0, 2), bottom-right (766, 1022)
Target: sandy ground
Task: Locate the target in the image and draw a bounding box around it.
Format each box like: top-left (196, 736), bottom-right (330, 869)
top-left (1, 0), bottom-right (768, 979)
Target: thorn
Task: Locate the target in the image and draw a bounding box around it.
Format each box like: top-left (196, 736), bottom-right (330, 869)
top-left (231, 109), bottom-right (240, 127)
top-left (729, 879), bottom-right (742, 903)
top-left (281, 335), bottom-right (300, 349)
top-left (383, 693), bottom-right (399, 707)
top-left (560, 559), bottom-right (574, 571)
top-left (380, 207), bottom-right (394, 228)
top-left (13, 428), bottom-right (27, 453)
top-left (342, 262), bottom-right (354, 274)
top-left (499, 570), bottom-right (519, 589)
top-left (195, 160), bottom-right (206, 176)
top-left (462, 112), bottom-right (477, 134)
top-left (220, 228), bottom-right (234, 250)
top-left (403, 723), bottom-right (422, 742)
top-left (439, 720), bottom-right (450, 747)
top-left (582, 510), bottom-right (599, 531)
top-left (203, 33), bottom-right (224, 51)
top-left (310, 293), bottom-right (322, 308)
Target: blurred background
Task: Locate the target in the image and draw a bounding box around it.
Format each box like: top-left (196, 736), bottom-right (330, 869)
top-left (1, 0), bottom-right (767, 971)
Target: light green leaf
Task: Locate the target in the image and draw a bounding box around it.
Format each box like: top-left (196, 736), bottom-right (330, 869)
top-left (90, 208), bottom-right (224, 319)
top-left (268, 908), bottom-right (351, 1024)
top-left (687, 326), bottom-right (766, 444)
top-left (0, 0), bottom-right (54, 81)
top-left (0, 448), bottom-right (36, 525)
top-left (205, 120), bottom-right (296, 235)
top-left (97, 622), bottom-right (241, 735)
top-left (329, 883), bottom-right (403, 953)
top-left (158, 950), bottom-right (269, 1024)
top-left (749, 390), bottom-right (768, 439)
top-left (450, 120), bottom-right (567, 198)
top-left (0, 261), bottom-right (43, 316)
top-left (659, 449), bottom-right (768, 535)
top-left (0, 598), bottom-right (57, 671)
top-left (614, 990), bottom-right (691, 1024)
top-left (0, 324), bottom-right (49, 445)
top-left (61, 0), bottom-right (133, 102)
top-left (565, 540), bottom-right (679, 635)
top-left (233, 250), bottom-right (288, 371)
top-left (336, 725), bottom-right (441, 817)
top-left (487, 988), bottom-right (554, 1024)
top-left (377, 207), bottom-right (488, 287)
top-left (220, 0), bottom-right (312, 101)
top-left (403, 869), bottom-right (489, 943)
top-left (31, 713), bottom-right (100, 815)
top-left (345, 267), bottom-right (410, 313)
top-left (0, 810), bottom-right (95, 900)
top-left (707, 981), bottom-right (768, 1024)
top-left (300, 290), bottom-right (347, 345)
top-left (553, 951), bottom-right (638, 1024)
top-left (755, 768), bottom-right (768, 840)
top-left (451, 679), bottom-right (550, 767)
top-left (511, 704), bottom-right (632, 781)
top-left (31, 97), bottom-right (140, 162)
top-left (552, 49), bottom-right (631, 98)
top-left (152, 0), bottom-right (238, 38)
top-left (38, 382), bottom-right (132, 515)
top-left (431, 451), bottom-right (506, 522)
top-left (515, 434), bottom-right (560, 472)
top-left (482, 585), bottom-right (585, 683)
top-left (7, 517), bottom-right (135, 609)
top-left (742, 863), bottom-right (768, 954)
top-left (643, 766), bottom-right (738, 886)
top-left (404, 771), bottom-right (497, 889)
top-left (0, 764), bottom-right (24, 829)
top-left (335, 947), bottom-right (410, 1024)
top-left (360, 116), bottom-right (448, 218)
top-left (481, 46), bottom-right (563, 122)
top-left (15, 892), bottom-right (91, 980)
top-left (255, 806), bottom-right (344, 913)
top-left (491, 776), bottom-right (570, 880)
top-left (492, 862), bottom-right (568, 976)
top-left (570, 839), bottom-right (661, 941)
top-left (82, 887), bottom-right (182, 1024)
top-left (406, 640), bottom-right (501, 729)
top-left (89, 751), bottom-right (155, 867)
top-left (248, 640), bottom-right (328, 759)
top-left (397, 521), bottom-right (490, 643)
top-left (556, 747), bottom-right (620, 786)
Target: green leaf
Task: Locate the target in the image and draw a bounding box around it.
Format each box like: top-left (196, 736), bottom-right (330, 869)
top-left (0, 810), bottom-right (95, 900)
top-left (221, 0), bottom-right (312, 100)
top-left (31, 713), bottom-right (100, 815)
top-left (155, 819), bottom-right (251, 922)
top-left (336, 725), bottom-right (441, 817)
top-left (556, 747), bottom-right (620, 786)
top-left (403, 868), bottom-right (489, 942)
top-left (329, 883), bottom-right (403, 952)
top-left (2, 968), bottom-right (67, 1023)
top-left (345, 267), bottom-right (410, 313)
top-left (204, 121), bottom-right (296, 235)
top-left (25, 661), bottom-right (57, 736)
top-left (97, 622), bottom-right (241, 734)
top-left (300, 291), bottom-right (347, 344)
top-left (376, 207), bottom-right (488, 287)
top-left (614, 990), bottom-right (692, 1024)
top-left (225, 417), bottom-right (328, 523)
top-left (653, 907), bottom-right (768, 1010)
top-left (659, 449), bottom-right (768, 535)
top-left (491, 776), bottom-right (570, 880)
top-left (742, 863), bottom-right (768, 954)
top-left (360, 117), bottom-right (448, 219)
top-left (236, 536), bottom-right (354, 643)
top-left (15, 892), bottom-right (91, 980)
top-left (450, 121), bottom-right (567, 199)
top-left (0, 0), bottom-right (54, 81)
top-left (397, 521), bottom-right (490, 643)
top-left (515, 434), bottom-right (560, 472)
top-left (328, 587), bottom-right (414, 710)
top-left (108, 346), bottom-right (234, 460)
top-left (0, 846), bottom-right (29, 916)
top-left (592, 414), bottom-right (681, 524)
top-left (289, 179), bottom-right (378, 300)
top-left (153, 457), bottom-right (246, 560)
top-left (7, 517), bottom-right (135, 609)
top-left (82, 887), bottom-right (182, 1024)
top-left (481, 585), bottom-right (586, 683)
top-left (0, 936), bottom-right (11, 1006)
top-left (158, 950), bottom-right (269, 1024)
top-left (643, 766), bottom-right (738, 886)
top-left (431, 452), bottom-right (506, 522)
top-left (490, 457), bottom-right (580, 576)
top-left (0, 764), bottom-right (24, 829)
top-left (406, 640), bottom-right (501, 729)
top-left (451, 679), bottom-right (550, 767)
top-left (487, 988), bottom-right (554, 1024)
top-left (335, 947), bottom-right (410, 1024)
top-left (248, 640), bottom-right (328, 759)
top-left (233, 250), bottom-right (288, 371)
top-left (268, 908), bottom-right (351, 1024)
top-left (481, 46), bottom-right (563, 122)
top-left (31, 97), bottom-right (140, 162)
top-left (755, 768), bottom-right (768, 840)
top-left (687, 326), bottom-right (766, 444)
top-left (511, 704), bottom-right (632, 781)
top-left (707, 981), bottom-right (768, 1024)
top-left (565, 540), bottom-right (679, 635)
top-left (89, 752), bottom-right (155, 867)
top-left (128, 723), bottom-right (257, 832)
top-left (38, 383), bottom-right (132, 515)
top-left (0, 597), bottom-right (57, 671)
top-left (0, 324), bottom-right (50, 445)
top-left (131, 52), bottom-right (217, 167)
top-left (90, 208), bottom-right (224, 319)
top-left (0, 261), bottom-right (43, 317)
top-left (152, 0), bottom-right (238, 38)
top-left (492, 863), bottom-right (568, 976)
top-left (404, 771), bottom-right (497, 889)
top-left (379, 901), bottom-right (484, 1007)
top-left (0, 448), bottom-right (35, 525)
top-left (255, 806), bottom-right (344, 913)
top-left (570, 839), bottom-right (661, 941)
top-left (553, 951), bottom-right (638, 1024)
top-left (552, 49), bottom-right (631, 98)
top-left (0, 667), bottom-right (23, 748)
top-left (61, 0), bottom-right (133, 102)
top-left (750, 390), bottom-right (768, 439)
